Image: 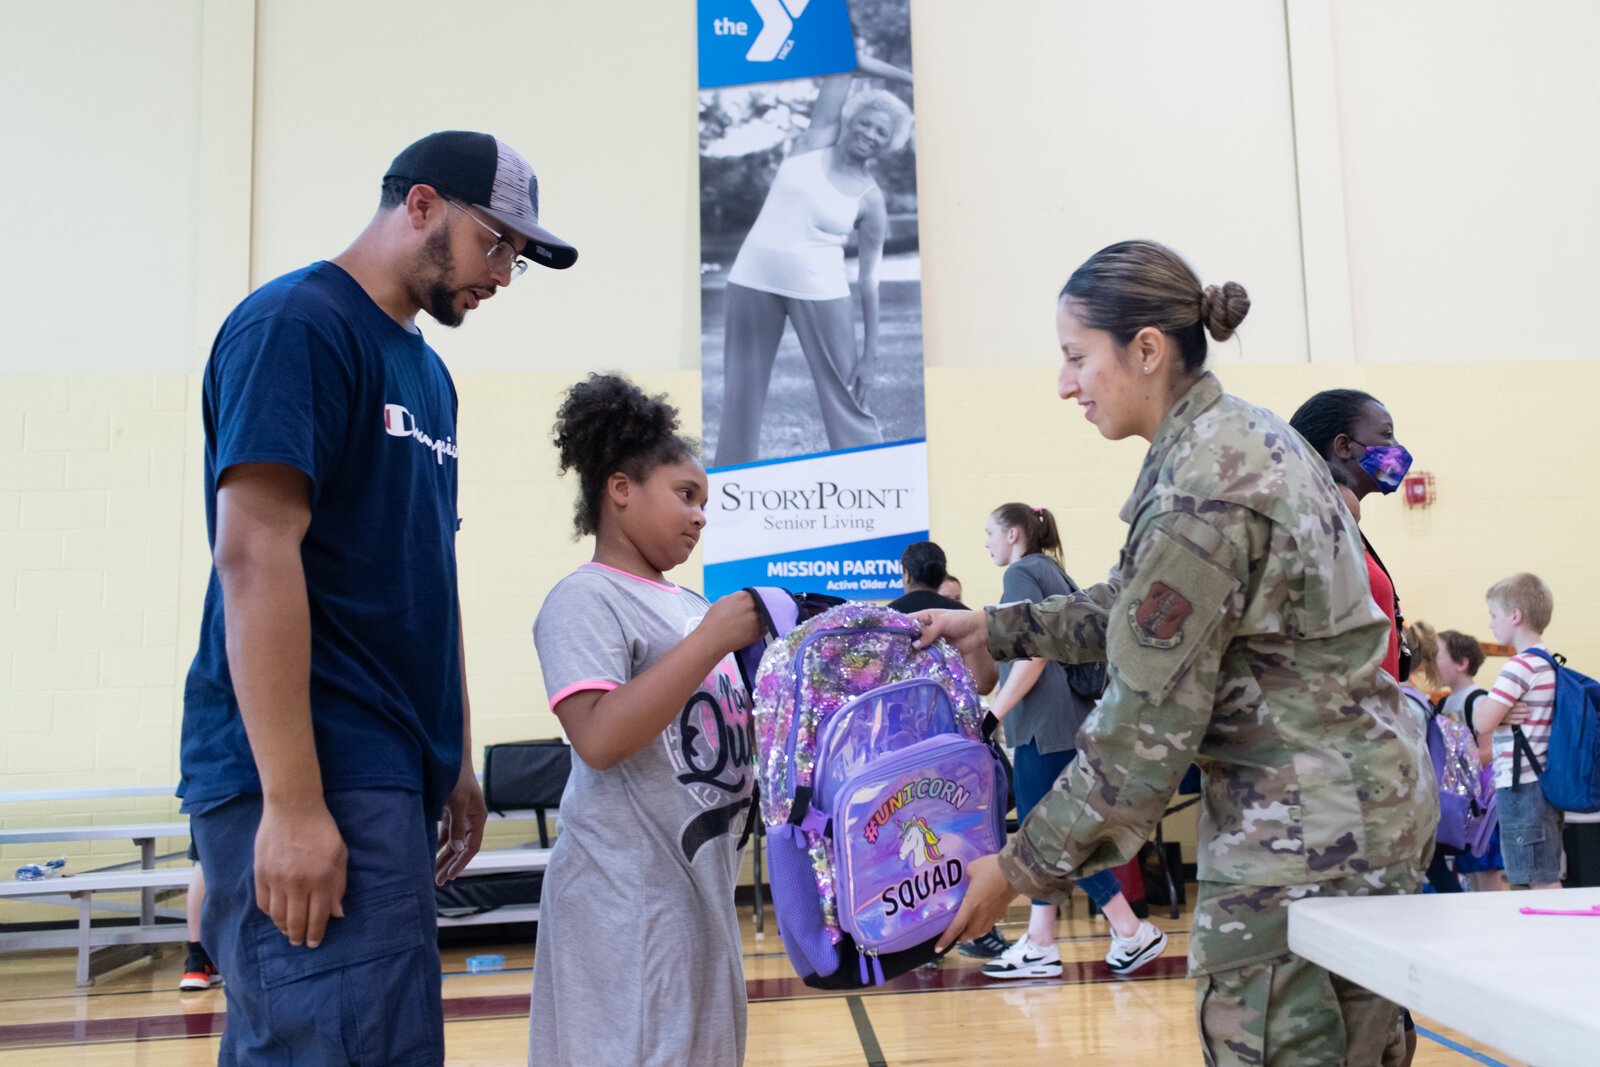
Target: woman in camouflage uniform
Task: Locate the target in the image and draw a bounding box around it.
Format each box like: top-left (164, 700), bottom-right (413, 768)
top-left (921, 240), bottom-right (1436, 1065)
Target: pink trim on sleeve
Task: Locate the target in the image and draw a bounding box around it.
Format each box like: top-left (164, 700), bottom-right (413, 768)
top-left (549, 679), bottom-right (619, 709)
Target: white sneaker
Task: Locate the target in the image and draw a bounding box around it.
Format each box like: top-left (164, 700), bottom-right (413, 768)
top-left (1105, 920), bottom-right (1168, 975)
top-left (980, 935), bottom-right (1063, 979)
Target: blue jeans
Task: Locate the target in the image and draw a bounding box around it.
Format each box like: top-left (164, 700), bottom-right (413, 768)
top-left (1012, 741), bottom-right (1124, 908)
top-left (190, 789), bottom-right (443, 1066)
top-left (1497, 780), bottom-right (1563, 885)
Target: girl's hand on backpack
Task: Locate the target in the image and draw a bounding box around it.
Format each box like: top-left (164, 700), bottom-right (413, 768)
top-left (702, 590), bottom-right (764, 655)
top-left (934, 853), bottom-right (1016, 953)
top-left (912, 609), bottom-right (989, 656)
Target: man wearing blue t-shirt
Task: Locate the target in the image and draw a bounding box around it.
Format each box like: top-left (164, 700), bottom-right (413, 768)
top-left (180, 131), bottom-right (577, 1064)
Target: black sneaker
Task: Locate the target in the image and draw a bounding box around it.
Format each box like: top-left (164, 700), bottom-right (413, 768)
top-left (956, 926), bottom-right (1011, 959)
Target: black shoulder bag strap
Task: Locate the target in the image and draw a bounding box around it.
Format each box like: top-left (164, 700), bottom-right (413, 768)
top-left (736, 783), bottom-right (760, 852)
top-left (1511, 724), bottom-right (1543, 787)
top-left (1463, 689), bottom-right (1484, 740)
top-left (1507, 650), bottom-right (1560, 787)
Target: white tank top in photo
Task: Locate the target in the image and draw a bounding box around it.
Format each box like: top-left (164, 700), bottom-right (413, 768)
top-left (727, 149), bottom-right (871, 300)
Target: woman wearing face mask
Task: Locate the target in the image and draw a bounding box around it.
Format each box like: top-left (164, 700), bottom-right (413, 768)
top-left (915, 241), bottom-right (1434, 1066)
top-left (1288, 390), bottom-right (1416, 684)
top-left (1289, 395), bottom-right (1434, 1066)
top-left (711, 57), bottom-right (914, 466)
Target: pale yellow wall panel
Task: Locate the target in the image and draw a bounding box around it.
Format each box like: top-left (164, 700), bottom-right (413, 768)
top-left (0, 453), bottom-right (66, 492)
top-left (60, 530), bottom-right (151, 571)
top-left (0, 530), bottom-right (62, 571)
top-left (15, 571), bottom-right (102, 612)
top-left (0, 379), bottom-right (69, 413)
top-left (98, 648), bottom-right (177, 690)
top-left (107, 489), bottom-right (182, 532)
top-left (0, 611), bottom-right (55, 653)
top-left (108, 412), bottom-right (187, 452)
top-left (18, 492), bottom-right (103, 530)
top-left (102, 568), bottom-right (181, 610)
top-left (51, 690), bottom-right (143, 732)
top-left (56, 610), bottom-right (147, 651)
top-left (92, 731), bottom-right (175, 776)
top-left (23, 413), bottom-right (110, 454)
top-left (66, 452), bottom-right (152, 492)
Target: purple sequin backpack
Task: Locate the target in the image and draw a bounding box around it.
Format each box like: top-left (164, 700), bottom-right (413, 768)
top-left (1416, 688), bottom-right (1497, 857)
top-left (750, 600), bottom-right (1008, 988)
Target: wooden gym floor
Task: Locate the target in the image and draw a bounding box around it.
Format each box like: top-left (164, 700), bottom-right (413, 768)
top-left (0, 889), bottom-right (1519, 1065)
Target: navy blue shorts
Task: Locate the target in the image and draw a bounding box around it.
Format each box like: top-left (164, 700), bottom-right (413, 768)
top-left (190, 789), bottom-right (443, 1065)
top-left (1012, 741), bottom-right (1123, 908)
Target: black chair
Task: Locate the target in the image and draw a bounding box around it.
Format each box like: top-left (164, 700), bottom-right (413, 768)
top-left (1151, 764), bottom-right (1203, 919)
top-left (482, 738), bottom-right (572, 846)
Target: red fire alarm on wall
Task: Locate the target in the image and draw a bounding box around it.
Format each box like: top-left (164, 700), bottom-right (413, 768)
top-left (1403, 471), bottom-right (1435, 508)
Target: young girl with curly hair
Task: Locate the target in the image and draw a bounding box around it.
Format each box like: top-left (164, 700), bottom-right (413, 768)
top-left (528, 374), bottom-right (760, 1067)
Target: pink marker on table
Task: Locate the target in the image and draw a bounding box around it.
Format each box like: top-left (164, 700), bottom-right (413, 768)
top-left (1518, 904), bottom-right (1600, 916)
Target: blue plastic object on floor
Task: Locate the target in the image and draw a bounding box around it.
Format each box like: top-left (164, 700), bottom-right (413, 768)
top-left (465, 953), bottom-right (505, 973)
top-left (14, 857), bottom-right (66, 881)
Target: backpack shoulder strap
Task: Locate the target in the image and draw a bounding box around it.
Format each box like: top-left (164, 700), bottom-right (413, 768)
top-left (1462, 689), bottom-right (1484, 737)
top-left (1511, 724), bottom-right (1544, 786)
top-left (1521, 646), bottom-right (1562, 670)
top-left (733, 587), bottom-right (804, 690)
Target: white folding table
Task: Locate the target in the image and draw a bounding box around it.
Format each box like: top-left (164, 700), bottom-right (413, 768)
top-left (1289, 887), bottom-right (1600, 1067)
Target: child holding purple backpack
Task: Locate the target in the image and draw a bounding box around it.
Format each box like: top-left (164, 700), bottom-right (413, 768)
top-left (1437, 629), bottom-right (1506, 891)
top-left (528, 375), bottom-right (761, 1067)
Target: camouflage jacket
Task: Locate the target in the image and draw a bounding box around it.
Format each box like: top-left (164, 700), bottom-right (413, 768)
top-left (989, 373), bottom-right (1436, 891)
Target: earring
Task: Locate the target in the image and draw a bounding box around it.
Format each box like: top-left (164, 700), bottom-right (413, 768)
top-left (1143, 365), bottom-right (1152, 374)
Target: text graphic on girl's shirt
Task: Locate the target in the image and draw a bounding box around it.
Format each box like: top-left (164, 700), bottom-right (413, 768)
top-left (667, 652), bottom-right (754, 861)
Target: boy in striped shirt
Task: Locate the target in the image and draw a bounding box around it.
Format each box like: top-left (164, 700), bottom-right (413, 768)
top-left (1473, 573), bottom-right (1562, 888)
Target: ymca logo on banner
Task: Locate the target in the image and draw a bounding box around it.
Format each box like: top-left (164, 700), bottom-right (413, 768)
top-left (698, 0), bottom-right (857, 87)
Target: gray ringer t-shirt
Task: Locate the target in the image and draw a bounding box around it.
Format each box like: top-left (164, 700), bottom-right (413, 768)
top-left (529, 563), bottom-right (754, 1067)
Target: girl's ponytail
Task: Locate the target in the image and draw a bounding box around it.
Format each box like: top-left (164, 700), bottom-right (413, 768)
top-left (991, 503), bottom-right (1063, 567)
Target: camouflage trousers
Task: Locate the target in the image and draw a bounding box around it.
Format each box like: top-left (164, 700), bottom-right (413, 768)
top-left (1190, 862), bottom-right (1422, 1067)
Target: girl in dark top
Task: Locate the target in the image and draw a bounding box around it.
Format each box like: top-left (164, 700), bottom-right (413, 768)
top-left (979, 503), bottom-right (1168, 979)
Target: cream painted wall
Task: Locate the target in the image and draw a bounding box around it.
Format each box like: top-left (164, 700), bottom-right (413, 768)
top-left (913, 0), bottom-right (1309, 367)
top-left (0, 2), bottom-right (205, 375)
top-left (5, 2), bottom-right (1600, 881)
top-left (248, 0), bottom-right (702, 376)
top-left (1330, 0), bottom-right (1600, 362)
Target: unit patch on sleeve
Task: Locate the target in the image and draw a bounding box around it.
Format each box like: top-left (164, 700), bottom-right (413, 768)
top-left (1129, 581), bottom-right (1193, 649)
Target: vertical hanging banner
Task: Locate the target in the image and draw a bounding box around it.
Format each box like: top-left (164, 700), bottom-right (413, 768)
top-left (698, 0), bottom-right (928, 601)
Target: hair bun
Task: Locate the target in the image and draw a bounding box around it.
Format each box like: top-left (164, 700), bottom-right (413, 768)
top-left (1200, 281), bottom-right (1250, 342)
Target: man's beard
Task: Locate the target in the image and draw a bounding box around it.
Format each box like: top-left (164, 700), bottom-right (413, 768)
top-left (418, 227), bottom-right (465, 328)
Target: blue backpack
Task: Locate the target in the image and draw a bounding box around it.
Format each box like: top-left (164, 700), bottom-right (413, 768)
top-left (1512, 648), bottom-right (1600, 813)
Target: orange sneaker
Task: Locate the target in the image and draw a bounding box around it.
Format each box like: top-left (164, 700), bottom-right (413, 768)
top-left (178, 957), bottom-right (223, 992)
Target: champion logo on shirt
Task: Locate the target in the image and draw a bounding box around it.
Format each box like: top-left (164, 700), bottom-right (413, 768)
top-left (382, 403), bottom-right (459, 466)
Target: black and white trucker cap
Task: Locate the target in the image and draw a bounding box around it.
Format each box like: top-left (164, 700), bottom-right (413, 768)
top-left (385, 131), bottom-right (578, 270)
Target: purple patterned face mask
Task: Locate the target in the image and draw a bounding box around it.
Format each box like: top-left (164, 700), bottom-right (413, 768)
top-left (1353, 441), bottom-right (1413, 494)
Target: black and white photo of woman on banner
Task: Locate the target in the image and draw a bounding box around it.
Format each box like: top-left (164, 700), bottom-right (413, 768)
top-left (700, 0), bottom-right (924, 466)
